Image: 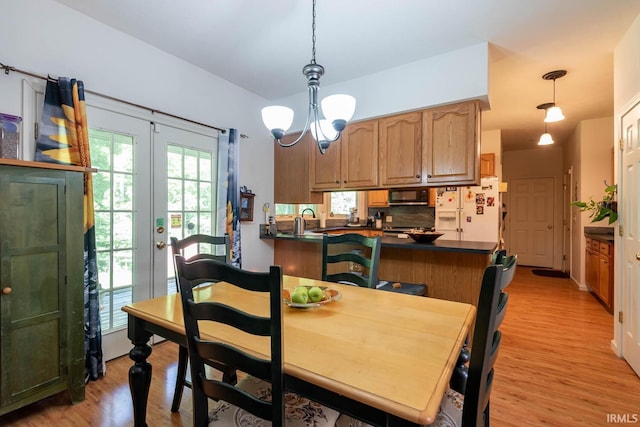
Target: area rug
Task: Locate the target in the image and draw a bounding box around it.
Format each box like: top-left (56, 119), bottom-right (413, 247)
top-left (532, 269), bottom-right (569, 278)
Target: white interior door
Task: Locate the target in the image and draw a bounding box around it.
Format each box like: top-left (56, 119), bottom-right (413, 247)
top-left (621, 100), bottom-right (640, 377)
top-left (508, 177), bottom-right (554, 267)
top-left (151, 122), bottom-right (219, 299)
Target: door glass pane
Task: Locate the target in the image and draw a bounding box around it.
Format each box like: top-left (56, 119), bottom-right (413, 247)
top-left (166, 144), bottom-right (215, 294)
top-left (90, 128), bottom-right (135, 332)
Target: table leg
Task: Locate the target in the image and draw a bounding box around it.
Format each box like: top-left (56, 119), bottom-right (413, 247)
top-left (129, 340), bottom-right (152, 427)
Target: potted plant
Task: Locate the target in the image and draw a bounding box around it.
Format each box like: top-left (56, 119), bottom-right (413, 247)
top-left (571, 182), bottom-right (618, 224)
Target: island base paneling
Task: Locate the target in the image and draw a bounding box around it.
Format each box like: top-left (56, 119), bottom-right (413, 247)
top-left (274, 238), bottom-right (491, 307)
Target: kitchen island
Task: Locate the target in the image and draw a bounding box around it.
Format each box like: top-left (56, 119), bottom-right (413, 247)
top-left (265, 232), bottom-right (497, 306)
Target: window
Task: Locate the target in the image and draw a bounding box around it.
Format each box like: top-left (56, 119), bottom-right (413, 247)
top-left (274, 191), bottom-right (366, 220)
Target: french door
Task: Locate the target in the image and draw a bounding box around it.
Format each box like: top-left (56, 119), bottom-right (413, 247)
top-left (87, 105), bottom-right (218, 360)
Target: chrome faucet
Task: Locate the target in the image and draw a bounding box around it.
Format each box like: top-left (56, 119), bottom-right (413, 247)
top-left (301, 208), bottom-right (316, 218)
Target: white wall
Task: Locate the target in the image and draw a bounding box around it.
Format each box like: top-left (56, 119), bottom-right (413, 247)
top-left (565, 118), bottom-right (614, 286)
top-left (0, 0), bottom-right (274, 270)
top-left (276, 43), bottom-right (490, 131)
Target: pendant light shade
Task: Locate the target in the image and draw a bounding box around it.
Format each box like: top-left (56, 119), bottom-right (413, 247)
top-left (261, 106), bottom-right (294, 140)
top-left (538, 132), bottom-right (554, 145)
top-left (321, 94), bottom-right (356, 132)
top-left (544, 105), bottom-right (565, 123)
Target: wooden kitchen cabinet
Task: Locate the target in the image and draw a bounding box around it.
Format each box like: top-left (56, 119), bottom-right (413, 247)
top-left (368, 189), bottom-right (389, 207)
top-left (0, 160), bottom-right (86, 415)
top-left (379, 112), bottom-right (423, 186)
top-left (274, 132), bottom-right (323, 204)
top-left (585, 237), bottom-right (614, 312)
top-left (310, 119), bottom-right (378, 190)
top-left (423, 101), bottom-right (480, 185)
top-left (480, 153), bottom-right (496, 177)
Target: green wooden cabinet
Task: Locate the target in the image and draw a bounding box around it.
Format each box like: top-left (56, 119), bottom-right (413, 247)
top-left (0, 160), bottom-right (85, 415)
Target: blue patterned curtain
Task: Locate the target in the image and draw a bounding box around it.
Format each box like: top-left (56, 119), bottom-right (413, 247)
top-left (34, 78), bottom-right (104, 382)
top-left (217, 129), bottom-right (241, 267)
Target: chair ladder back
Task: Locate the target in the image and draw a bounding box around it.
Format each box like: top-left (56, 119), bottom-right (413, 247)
top-left (461, 264), bottom-right (503, 427)
top-left (321, 233), bottom-right (381, 289)
top-left (171, 234), bottom-right (230, 292)
top-left (175, 256), bottom-right (284, 426)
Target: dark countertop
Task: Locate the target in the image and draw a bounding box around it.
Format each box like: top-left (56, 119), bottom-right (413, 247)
top-left (584, 226), bottom-right (614, 244)
top-left (262, 232), bottom-right (497, 254)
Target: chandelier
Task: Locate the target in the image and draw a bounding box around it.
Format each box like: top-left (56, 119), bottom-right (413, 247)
top-left (261, 0), bottom-right (356, 154)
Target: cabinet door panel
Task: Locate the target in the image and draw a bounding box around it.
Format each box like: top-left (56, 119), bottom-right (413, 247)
top-left (1, 175), bottom-right (66, 406)
top-left (424, 101), bottom-right (479, 185)
top-left (341, 120), bottom-right (378, 188)
top-left (310, 137), bottom-right (342, 190)
top-left (274, 132), bottom-right (322, 204)
top-left (379, 112), bottom-right (422, 186)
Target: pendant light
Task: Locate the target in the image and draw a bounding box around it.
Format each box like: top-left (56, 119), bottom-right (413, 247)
top-left (537, 103), bottom-right (555, 145)
top-left (261, 0), bottom-right (356, 154)
top-left (542, 70), bottom-right (567, 123)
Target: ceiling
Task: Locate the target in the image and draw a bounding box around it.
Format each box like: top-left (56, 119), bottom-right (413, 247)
top-left (53, 0), bottom-right (640, 151)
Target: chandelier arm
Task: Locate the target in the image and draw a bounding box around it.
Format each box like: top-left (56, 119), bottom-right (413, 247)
top-left (274, 86), bottom-right (316, 147)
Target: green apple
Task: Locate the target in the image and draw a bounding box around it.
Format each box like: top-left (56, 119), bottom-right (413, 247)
top-left (308, 286), bottom-right (324, 302)
top-left (293, 286), bottom-right (309, 296)
top-left (291, 292), bottom-right (309, 304)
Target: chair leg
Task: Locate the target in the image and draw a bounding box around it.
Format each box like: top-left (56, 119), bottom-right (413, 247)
top-left (171, 345), bottom-right (190, 412)
top-left (484, 401), bottom-right (490, 427)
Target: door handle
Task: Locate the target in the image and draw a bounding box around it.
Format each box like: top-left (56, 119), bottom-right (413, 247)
top-left (156, 241), bottom-right (167, 249)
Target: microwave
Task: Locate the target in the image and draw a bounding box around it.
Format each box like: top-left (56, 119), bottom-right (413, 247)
top-left (388, 188), bottom-right (430, 205)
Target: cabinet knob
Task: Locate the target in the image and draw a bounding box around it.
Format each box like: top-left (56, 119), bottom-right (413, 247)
top-left (335, 180), bottom-right (339, 184)
top-left (344, 180), bottom-right (347, 183)
top-left (427, 174), bottom-right (432, 178)
top-left (2, 287), bottom-right (12, 295)
top-left (416, 174), bottom-right (420, 178)
top-left (636, 253), bottom-right (640, 261)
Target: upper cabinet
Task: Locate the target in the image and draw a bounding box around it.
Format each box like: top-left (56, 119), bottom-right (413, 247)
top-left (367, 189), bottom-right (389, 207)
top-left (310, 119), bottom-right (378, 190)
top-left (274, 132), bottom-right (323, 204)
top-left (379, 112), bottom-right (423, 186)
top-left (423, 101), bottom-right (480, 186)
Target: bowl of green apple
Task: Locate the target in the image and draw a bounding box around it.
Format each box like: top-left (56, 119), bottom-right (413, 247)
top-left (282, 285), bottom-right (342, 308)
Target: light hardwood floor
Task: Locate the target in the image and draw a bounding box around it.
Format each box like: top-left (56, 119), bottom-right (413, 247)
top-left (1, 266), bottom-right (638, 426)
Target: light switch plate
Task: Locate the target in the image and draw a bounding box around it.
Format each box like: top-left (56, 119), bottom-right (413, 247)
top-left (386, 216), bottom-right (393, 222)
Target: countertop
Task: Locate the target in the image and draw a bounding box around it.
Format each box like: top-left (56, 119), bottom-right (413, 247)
top-left (262, 231), bottom-right (497, 254)
top-left (584, 226), bottom-right (614, 244)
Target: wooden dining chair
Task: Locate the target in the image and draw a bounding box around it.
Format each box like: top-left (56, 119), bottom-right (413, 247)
top-left (174, 256), bottom-right (341, 427)
top-left (169, 234), bottom-right (236, 413)
top-left (336, 254), bottom-right (517, 427)
top-left (439, 253), bottom-right (518, 427)
top-left (321, 233), bottom-right (382, 289)
top-left (321, 233), bottom-right (427, 296)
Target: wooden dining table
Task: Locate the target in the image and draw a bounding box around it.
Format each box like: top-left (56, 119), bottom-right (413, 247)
top-left (122, 275), bottom-right (476, 427)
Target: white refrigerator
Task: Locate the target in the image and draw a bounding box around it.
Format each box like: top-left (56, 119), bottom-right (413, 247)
top-left (435, 176), bottom-right (500, 242)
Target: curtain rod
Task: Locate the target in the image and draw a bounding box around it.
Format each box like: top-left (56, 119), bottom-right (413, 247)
top-left (1, 61), bottom-right (249, 138)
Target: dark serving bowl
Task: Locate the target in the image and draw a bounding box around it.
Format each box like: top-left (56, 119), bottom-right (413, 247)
top-left (405, 231), bottom-right (444, 243)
